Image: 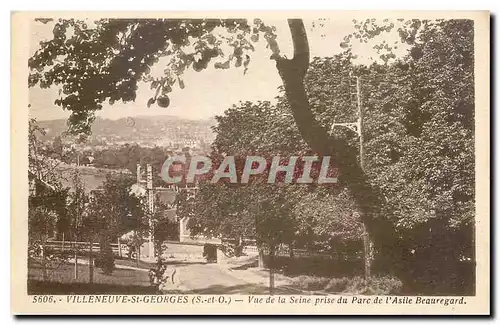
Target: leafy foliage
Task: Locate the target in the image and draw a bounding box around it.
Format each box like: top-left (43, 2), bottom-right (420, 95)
top-left (95, 236), bottom-right (116, 274)
top-left (28, 206), bottom-right (58, 243)
top-left (321, 19), bottom-right (475, 293)
top-left (29, 118), bottom-right (66, 191)
top-left (81, 173), bottom-right (147, 249)
top-left (186, 100), bottom-right (361, 253)
top-left (291, 274), bottom-right (403, 295)
top-left (28, 18), bottom-right (278, 134)
top-left (29, 119), bottom-right (70, 243)
top-left (65, 171), bottom-right (88, 240)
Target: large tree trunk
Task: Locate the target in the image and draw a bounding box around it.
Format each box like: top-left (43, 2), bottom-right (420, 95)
top-left (74, 247), bottom-right (78, 280)
top-left (257, 247), bottom-right (265, 270)
top-left (89, 239), bottom-right (94, 284)
top-left (276, 19), bottom-right (402, 276)
top-left (275, 20), bottom-right (332, 156)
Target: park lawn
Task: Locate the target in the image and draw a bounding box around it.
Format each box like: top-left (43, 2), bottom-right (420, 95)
top-left (28, 261), bottom-right (155, 294)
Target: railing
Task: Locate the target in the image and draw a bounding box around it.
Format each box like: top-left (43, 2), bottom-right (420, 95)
top-left (238, 245), bottom-right (341, 259)
top-left (43, 240), bottom-right (129, 258)
top-left (43, 240), bottom-right (346, 260)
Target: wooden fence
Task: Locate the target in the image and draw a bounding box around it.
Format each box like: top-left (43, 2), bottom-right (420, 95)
top-left (43, 240), bottom-right (342, 260)
top-left (43, 240), bottom-right (129, 258)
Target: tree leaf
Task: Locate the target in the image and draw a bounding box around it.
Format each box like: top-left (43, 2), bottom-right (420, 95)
top-left (147, 97), bottom-right (155, 108)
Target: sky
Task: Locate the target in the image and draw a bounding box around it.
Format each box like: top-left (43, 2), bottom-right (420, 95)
top-left (28, 17), bottom-right (407, 121)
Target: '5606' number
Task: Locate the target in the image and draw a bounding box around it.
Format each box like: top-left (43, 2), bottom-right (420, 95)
top-left (32, 295), bottom-right (55, 303)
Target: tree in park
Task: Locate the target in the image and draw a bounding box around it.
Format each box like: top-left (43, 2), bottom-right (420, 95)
top-left (29, 119), bottom-right (70, 243)
top-left (186, 101), bottom-right (297, 244)
top-left (65, 170), bottom-right (88, 241)
top-left (359, 20), bottom-right (475, 293)
top-left (29, 119), bottom-right (66, 193)
top-left (29, 118), bottom-right (71, 279)
top-left (83, 173), bottom-right (146, 274)
top-left (29, 17), bottom-right (476, 293)
top-left (291, 19), bottom-right (474, 293)
top-left (185, 100), bottom-right (362, 272)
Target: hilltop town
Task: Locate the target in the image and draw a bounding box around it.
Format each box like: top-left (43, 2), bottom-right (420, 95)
top-left (33, 115), bottom-right (215, 170)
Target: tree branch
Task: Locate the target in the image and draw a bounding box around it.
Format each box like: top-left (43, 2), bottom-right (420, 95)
top-left (288, 19), bottom-right (310, 73)
top-left (275, 19), bottom-right (330, 154)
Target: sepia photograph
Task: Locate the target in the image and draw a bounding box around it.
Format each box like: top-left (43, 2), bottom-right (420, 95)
top-left (11, 10), bottom-right (490, 315)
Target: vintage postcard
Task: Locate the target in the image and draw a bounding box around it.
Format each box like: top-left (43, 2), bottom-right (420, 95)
top-left (11, 11), bottom-right (490, 315)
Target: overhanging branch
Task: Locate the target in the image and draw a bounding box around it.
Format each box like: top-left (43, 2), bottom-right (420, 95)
top-left (288, 19), bottom-right (310, 74)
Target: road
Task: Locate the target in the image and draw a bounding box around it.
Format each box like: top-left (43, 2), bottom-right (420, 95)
top-left (162, 262), bottom-right (303, 295)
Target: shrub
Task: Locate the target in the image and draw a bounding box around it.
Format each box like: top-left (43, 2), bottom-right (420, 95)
top-left (291, 275), bottom-right (403, 295)
top-left (292, 275), bottom-right (330, 291)
top-left (369, 275), bottom-right (404, 295)
top-left (95, 242), bottom-right (115, 275)
top-left (344, 276), bottom-right (368, 294)
top-left (325, 277), bottom-right (350, 293)
top-left (345, 276), bottom-right (403, 295)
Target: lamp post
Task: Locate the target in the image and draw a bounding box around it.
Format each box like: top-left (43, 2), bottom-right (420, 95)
top-left (330, 75), bottom-right (373, 279)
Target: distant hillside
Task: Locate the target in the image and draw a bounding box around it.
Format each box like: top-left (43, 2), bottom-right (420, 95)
top-left (36, 115), bottom-right (216, 146)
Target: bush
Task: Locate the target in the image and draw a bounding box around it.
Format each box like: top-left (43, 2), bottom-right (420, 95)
top-left (325, 277), bottom-right (350, 292)
top-left (344, 276), bottom-right (403, 295)
top-left (292, 275), bottom-right (403, 295)
top-left (370, 275), bottom-right (404, 295)
top-left (292, 275), bottom-right (330, 291)
top-left (95, 242), bottom-right (115, 275)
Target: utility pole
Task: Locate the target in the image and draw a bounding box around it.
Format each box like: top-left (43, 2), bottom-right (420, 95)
top-left (331, 75), bottom-right (373, 280)
top-left (357, 77), bottom-right (364, 172)
top-left (356, 76), bottom-right (374, 280)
